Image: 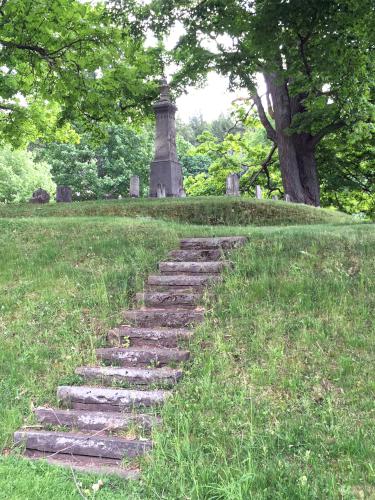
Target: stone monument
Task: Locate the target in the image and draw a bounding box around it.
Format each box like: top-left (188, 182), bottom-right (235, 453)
top-left (29, 188), bottom-right (50, 204)
top-left (56, 185), bottom-right (72, 203)
top-left (226, 174), bottom-right (240, 196)
top-left (129, 176), bottom-right (140, 197)
top-left (149, 79), bottom-right (183, 197)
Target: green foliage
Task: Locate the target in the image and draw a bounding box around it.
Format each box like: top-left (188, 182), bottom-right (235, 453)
top-left (0, 146), bottom-right (55, 202)
top-left (0, 0), bottom-right (162, 145)
top-left (34, 125), bottom-right (154, 199)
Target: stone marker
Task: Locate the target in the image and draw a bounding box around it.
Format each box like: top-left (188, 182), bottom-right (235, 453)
top-left (179, 188), bottom-right (187, 198)
top-left (226, 174), bottom-right (240, 196)
top-left (256, 185), bottom-right (262, 199)
top-left (129, 176), bottom-right (140, 198)
top-left (149, 79), bottom-right (183, 197)
top-left (272, 195), bottom-right (278, 200)
top-left (156, 183), bottom-right (166, 198)
top-left (56, 186), bottom-right (72, 203)
top-left (285, 194), bottom-right (291, 202)
top-left (29, 188), bottom-right (50, 204)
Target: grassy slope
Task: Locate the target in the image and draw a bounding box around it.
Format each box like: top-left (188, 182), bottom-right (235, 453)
top-left (0, 196), bottom-right (352, 226)
top-left (0, 215), bottom-right (373, 499)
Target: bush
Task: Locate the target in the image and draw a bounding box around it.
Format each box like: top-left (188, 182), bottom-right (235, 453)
top-left (0, 146), bottom-right (55, 203)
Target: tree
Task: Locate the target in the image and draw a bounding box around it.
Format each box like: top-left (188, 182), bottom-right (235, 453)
top-left (0, 146), bottom-right (55, 202)
top-left (0, 0), bottom-right (162, 145)
top-left (146, 0), bottom-right (375, 205)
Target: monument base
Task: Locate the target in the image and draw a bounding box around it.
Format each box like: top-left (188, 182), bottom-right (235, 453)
top-left (149, 160), bottom-right (183, 197)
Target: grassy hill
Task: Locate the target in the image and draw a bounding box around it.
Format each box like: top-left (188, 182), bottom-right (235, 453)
top-left (0, 196), bottom-right (352, 226)
top-left (0, 203), bottom-right (373, 499)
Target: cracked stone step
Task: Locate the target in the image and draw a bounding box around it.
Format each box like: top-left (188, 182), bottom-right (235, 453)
top-left (34, 407), bottom-right (160, 432)
top-left (57, 385), bottom-right (170, 412)
top-left (180, 236), bottom-right (248, 250)
top-left (122, 308), bottom-right (204, 327)
top-left (159, 261), bottom-right (230, 274)
top-left (23, 450), bottom-right (140, 479)
top-left (14, 430), bottom-right (152, 460)
top-left (107, 326), bottom-right (193, 348)
top-left (136, 291), bottom-right (201, 308)
top-left (76, 365), bottom-right (183, 386)
top-left (148, 274), bottom-right (220, 289)
top-left (167, 249), bottom-right (223, 262)
top-left (96, 347), bottom-right (190, 367)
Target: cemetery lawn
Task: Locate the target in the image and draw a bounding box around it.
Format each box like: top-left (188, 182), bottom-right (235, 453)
top-left (0, 215), bottom-right (373, 499)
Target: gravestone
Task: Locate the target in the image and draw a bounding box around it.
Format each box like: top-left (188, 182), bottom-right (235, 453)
top-left (285, 194), bottom-right (291, 202)
top-left (156, 183), bottom-right (166, 198)
top-left (56, 186), bottom-right (72, 203)
top-left (272, 195), bottom-right (278, 200)
top-left (256, 185), bottom-right (262, 199)
top-left (29, 188), bottom-right (50, 204)
top-left (226, 174), bottom-right (240, 196)
top-left (179, 188), bottom-right (187, 198)
top-left (149, 79), bottom-right (183, 197)
top-left (129, 176), bottom-right (140, 198)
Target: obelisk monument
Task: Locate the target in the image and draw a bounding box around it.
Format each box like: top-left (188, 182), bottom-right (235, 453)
top-left (149, 79), bottom-right (184, 197)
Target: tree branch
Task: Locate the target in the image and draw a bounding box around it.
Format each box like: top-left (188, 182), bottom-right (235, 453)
top-left (251, 91), bottom-right (276, 142)
top-left (310, 120), bottom-right (346, 147)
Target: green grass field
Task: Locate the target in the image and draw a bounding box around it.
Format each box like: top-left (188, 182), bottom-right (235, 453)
top-left (0, 202), bottom-right (373, 499)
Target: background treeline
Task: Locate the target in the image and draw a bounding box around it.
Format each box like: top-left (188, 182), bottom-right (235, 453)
top-left (0, 108), bottom-right (373, 217)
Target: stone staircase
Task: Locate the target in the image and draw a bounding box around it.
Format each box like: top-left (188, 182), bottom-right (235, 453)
top-left (14, 236), bottom-right (247, 479)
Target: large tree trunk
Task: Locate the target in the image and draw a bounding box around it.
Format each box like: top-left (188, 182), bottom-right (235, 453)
top-left (263, 73), bottom-right (320, 206)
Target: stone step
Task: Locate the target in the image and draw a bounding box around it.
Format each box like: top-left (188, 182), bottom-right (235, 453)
top-left (167, 249), bottom-right (223, 262)
top-left (34, 407), bottom-right (160, 432)
top-left (180, 236), bottom-right (247, 250)
top-left (107, 326), bottom-right (193, 348)
top-left (96, 347), bottom-right (190, 367)
top-left (148, 274), bottom-right (220, 288)
top-left (159, 261), bottom-right (229, 274)
top-left (57, 385), bottom-right (169, 412)
top-left (122, 308), bottom-right (204, 328)
top-left (14, 430), bottom-right (152, 460)
top-left (76, 365), bottom-right (183, 386)
top-left (136, 291), bottom-right (201, 308)
top-left (23, 450), bottom-right (140, 479)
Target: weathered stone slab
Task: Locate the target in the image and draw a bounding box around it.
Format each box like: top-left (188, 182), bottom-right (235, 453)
top-left (34, 407), bottom-right (160, 432)
top-left (136, 291), bottom-right (201, 308)
top-left (56, 186), bottom-right (72, 202)
top-left (148, 274), bottom-right (220, 287)
top-left (96, 347), bottom-right (190, 367)
top-left (256, 185), bottom-right (262, 199)
top-left (122, 308), bottom-right (204, 327)
top-left (129, 176), bottom-right (140, 197)
top-left (180, 237), bottom-right (248, 250)
top-left (159, 261), bottom-right (229, 274)
top-left (226, 173), bottom-right (240, 196)
top-left (14, 430), bottom-right (152, 459)
top-left (23, 450), bottom-right (140, 479)
top-left (57, 385), bottom-right (169, 411)
top-left (285, 194), bottom-right (291, 202)
top-left (107, 326), bottom-right (193, 348)
top-left (29, 188), bottom-right (50, 204)
top-left (76, 365), bottom-right (183, 385)
top-left (167, 249), bottom-right (223, 262)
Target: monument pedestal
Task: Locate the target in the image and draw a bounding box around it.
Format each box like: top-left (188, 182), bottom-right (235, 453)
top-left (149, 80), bottom-right (184, 197)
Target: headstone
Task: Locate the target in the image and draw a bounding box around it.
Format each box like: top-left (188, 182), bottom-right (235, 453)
top-left (56, 185), bottom-right (72, 203)
top-left (272, 195), bottom-right (278, 200)
top-left (29, 188), bottom-right (50, 204)
top-left (226, 174), bottom-right (240, 196)
top-left (285, 194), bottom-right (291, 202)
top-left (149, 79), bottom-right (184, 197)
top-left (104, 193), bottom-right (117, 200)
top-left (256, 185), bottom-right (262, 199)
top-left (156, 183), bottom-right (166, 198)
top-left (179, 188), bottom-right (187, 198)
top-left (129, 176), bottom-right (140, 198)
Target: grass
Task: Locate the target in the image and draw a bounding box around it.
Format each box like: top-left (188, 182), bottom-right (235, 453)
top-left (0, 211), bottom-right (373, 499)
top-left (0, 196), bottom-right (353, 226)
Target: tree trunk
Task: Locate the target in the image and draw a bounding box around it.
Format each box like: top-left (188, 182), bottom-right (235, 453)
top-left (263, 73), bottom-right (320, 206)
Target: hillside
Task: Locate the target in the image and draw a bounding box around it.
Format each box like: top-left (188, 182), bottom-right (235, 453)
top-left (0, 208), bottom-right (373, 499)
top-left (0, 196), bottom-right (352, 226)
